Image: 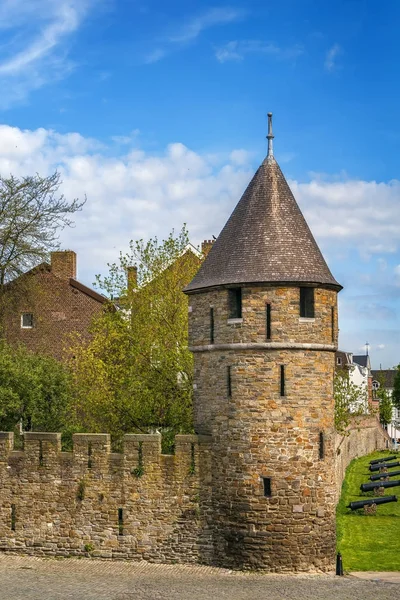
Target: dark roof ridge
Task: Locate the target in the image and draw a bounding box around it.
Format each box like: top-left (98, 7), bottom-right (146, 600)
top-left (4, 262), bottom-right (107, 304)
top-left (3, 262), bottom-right (51, 287)
top-left (69, 278), bottom-right (108, 304)
top-left (187, 280), bottom-right (340, 295)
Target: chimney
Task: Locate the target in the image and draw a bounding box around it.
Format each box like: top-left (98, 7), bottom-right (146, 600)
top-left (201, 239), bottom-right (214, 257)
top-left (51, 250), bottom-right (77, 279)
top-left (127, 266), bottom-right (138, 291)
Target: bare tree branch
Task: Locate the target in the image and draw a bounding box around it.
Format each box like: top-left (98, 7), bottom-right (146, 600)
top-left (0, 171), bottom-right (85, 291)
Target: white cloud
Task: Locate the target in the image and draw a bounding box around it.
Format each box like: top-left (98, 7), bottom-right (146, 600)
top-left (215, 40), bottom-right (303, 63)
top-left (229, 149), bottom-right (253, 165)
top-left (356, 343), bottom-right (385, 353)
top-left (324, 43), bottom-right (341, 72)
top-left (144, 7), bottom-right (243, 63)
top-left (111, 130), bottom-right (141, 145)
top-left (143, 48), bottom-right (167, 65)
top-left (168, 8), bottom-right (242, 44)
top-left (377, 258), bottom-right (387, 271)
top-left (0, 124), bottom-right (253, 284)
top-left (0, 0), bottom-right (95, 108)
top-left (394, 265), bottom-right (400, 287)
top-left (290, 178), bottom-right (400, 255)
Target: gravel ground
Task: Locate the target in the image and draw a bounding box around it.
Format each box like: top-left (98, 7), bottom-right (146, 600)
top-left (0, 554), bottom-right (398, 600)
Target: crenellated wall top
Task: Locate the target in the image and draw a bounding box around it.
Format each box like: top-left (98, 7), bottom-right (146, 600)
top-left (0, 432), bottom-right (212, 479)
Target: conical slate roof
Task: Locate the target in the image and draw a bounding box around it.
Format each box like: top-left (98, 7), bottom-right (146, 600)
top-left (185, 153), bottom-right (341, 293)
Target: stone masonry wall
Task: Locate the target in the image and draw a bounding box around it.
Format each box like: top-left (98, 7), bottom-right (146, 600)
top-left (0, 420), bottom-right (389, 568)
top-left (0, 432), bottom-right (212, 563)
top-left (334, 416), bottom-right (391, 500)
top-left (189, 286), bottom-right (338, 348)
top-left (193, 347), bottom-right (337, 571)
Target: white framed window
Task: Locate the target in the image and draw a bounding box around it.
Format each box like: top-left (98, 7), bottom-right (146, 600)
top-left (21, 313), bottom-right (34, 329)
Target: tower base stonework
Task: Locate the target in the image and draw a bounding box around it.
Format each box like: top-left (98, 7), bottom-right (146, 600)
top-left (193, 347), bottom-right (337, 572)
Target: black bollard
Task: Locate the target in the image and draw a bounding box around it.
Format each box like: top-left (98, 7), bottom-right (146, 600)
top-left (336, 552), bottom-right (343, 576)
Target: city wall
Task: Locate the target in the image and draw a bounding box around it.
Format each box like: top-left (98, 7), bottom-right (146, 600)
top-left (0, 432), bottom-right (212, 562)
top-left (0, 419), bottom-right (391, 565)
top-left (334, 415), bottom-right (391, 500)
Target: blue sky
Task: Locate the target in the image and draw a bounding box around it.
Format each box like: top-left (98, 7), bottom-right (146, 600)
top-left (0, 0), bottom-right (399, 368)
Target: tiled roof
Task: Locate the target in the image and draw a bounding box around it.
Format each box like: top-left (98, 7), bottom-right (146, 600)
top-left (335, 350), bottom-right (352, 368)
top-left (353, 355), bottom-right (370, 368)
top-left (185, 155), bottom-right (342, 293)
top-left (371, 369), bottom-right (397, 389)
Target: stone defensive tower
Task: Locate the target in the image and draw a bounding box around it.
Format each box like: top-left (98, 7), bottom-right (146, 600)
top-left (185, 114), bottom-right (343, 571)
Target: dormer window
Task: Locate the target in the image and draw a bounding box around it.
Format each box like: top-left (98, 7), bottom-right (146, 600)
top-left (299, 287), bottom-right (314, 318)
top-left (21, 313), bottom-right (34, 328)
top-left (228, 288), bottom-right (242, 319)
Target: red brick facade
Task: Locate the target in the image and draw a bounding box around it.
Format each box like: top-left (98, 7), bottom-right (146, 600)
top-left (2, 251), bottom-right (106, 361)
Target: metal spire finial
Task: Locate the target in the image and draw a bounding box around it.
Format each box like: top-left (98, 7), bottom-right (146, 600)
top-left (266, 112), bottom-right (274, 158)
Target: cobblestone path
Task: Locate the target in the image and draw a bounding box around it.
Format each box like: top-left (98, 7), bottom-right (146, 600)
top-left (0, 555), bottom-right (398, 600)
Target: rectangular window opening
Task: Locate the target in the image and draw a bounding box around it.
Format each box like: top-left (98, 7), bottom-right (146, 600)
top-left (266, 303), bottom-right (271, 340)
top-left (262, 477), bottom-right (272, 497)
top-left (227, 365), bottom-right (232, 398)
top-left (280, 365), bottom-right (285, 397)
top-left (331, 306), bottom-right (335, 342)
top-left (190, 443), bottom-right (196, 475)
top-left (39, 440), bottom-right (44, 467)
top-left (88, 442), bottom-right (93, 469)
top-left (299, 287), bottom-right (314, 318)
top-left (319, 431), bottom-right (325, 460)
top-left (228, 288), bottom-right (242, 319)
top-left (21, 313), bottom-right (34, 328)
top-left (11, 504), bottom-right (16, 531)
top-left (118, 508), bottom-right (124, 536)
top-left (210, 307), bottom-right (214, 344)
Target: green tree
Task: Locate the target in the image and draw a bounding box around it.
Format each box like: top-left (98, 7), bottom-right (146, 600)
top-left (378, 385), bottom-right (393, 426)
top-left (0, 340), bottom-right (75, 438)
top-left (0, 172), bottom-right (85, 331)
top-left (69, 226), bottom-right (203, 450)
top-left (392, 364), bottom-right (400, 410)
top-left (334, 369), bottom-right (368, 434)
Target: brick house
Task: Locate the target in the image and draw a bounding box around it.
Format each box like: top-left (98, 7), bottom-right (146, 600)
top-left (1, 250), bottom-right (107, 361)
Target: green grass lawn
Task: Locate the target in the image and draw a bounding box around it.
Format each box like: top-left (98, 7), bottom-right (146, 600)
top-left (336, 450), bottom-right (400, 571)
